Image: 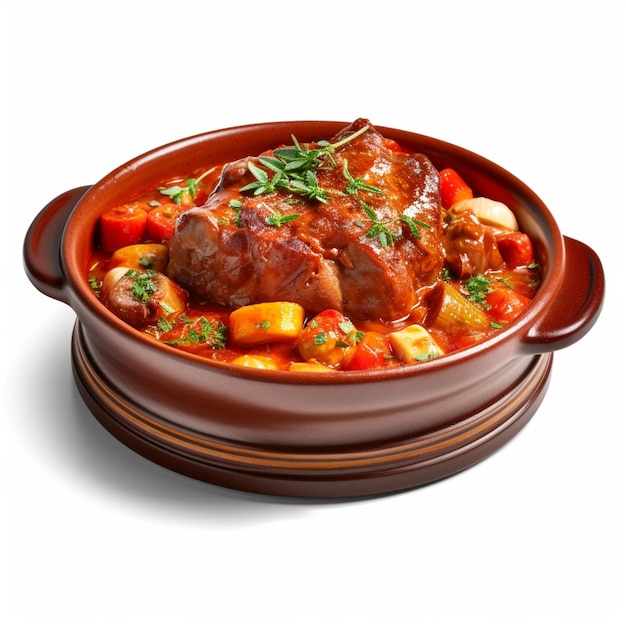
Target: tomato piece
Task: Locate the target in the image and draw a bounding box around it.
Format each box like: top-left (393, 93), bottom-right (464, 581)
top-left (147, 204), bottom-right (181, 241)
top-left (296, 309), bottom-right (360, 368)
top-left (383, 138), bottom-right (405, 153)
top-left (439, 168), bottom-right (473, 209)
top-left (496, 231), bottom-right (534, 267)
top-left (485, 287), bottom-right (531, 323)
top-left (345, 331), bottom-right (395, 370)
top-left (99, 204), bottom-right (148, 252)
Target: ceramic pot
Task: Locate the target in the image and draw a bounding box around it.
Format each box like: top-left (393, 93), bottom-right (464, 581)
top-left (24, 121), bottom-right (604, 497)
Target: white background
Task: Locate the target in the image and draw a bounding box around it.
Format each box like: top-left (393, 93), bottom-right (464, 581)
top-left (3, 1), bottom-right (624, 624)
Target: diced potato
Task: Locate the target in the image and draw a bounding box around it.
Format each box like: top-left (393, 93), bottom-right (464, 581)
top-left (450, 197), bottom-right (518, 232)
top-left (288, 361), bottom-right (337, 372)
top-left (230, 302), bottom-right (305, 345)
top-left (230, 355), bottom-right (280, 370)
top-left (388, 324), bottom-right (443, 364)
top-left (108, 243), bottom-right (169, 272)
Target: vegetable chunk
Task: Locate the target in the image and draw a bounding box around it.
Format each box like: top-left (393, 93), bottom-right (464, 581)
top-left (439, 168), bottom-right (473, 209)
top-left (388, 325), bottom-right (443, 363)
top-left (296, 309), bottom-right (362, 368)
top-left (230, 302), bottom-right (305, 345)
top-left (230, 355), bottom-right (280, 369)
top-left (451, 197), bottom-right (519, 232)
top-left (99, 203), bottom-right (148, 251)
top-left (108, 243), bottom-right (169, 273)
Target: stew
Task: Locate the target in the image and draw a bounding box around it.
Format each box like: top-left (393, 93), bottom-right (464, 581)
top-left (87, 119), bottom-right (541, 372)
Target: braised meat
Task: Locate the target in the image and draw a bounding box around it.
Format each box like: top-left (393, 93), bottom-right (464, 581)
top-left (444, 210), bottom-right (504, 277)
top-left (169, 119), bottom-right (444, 321)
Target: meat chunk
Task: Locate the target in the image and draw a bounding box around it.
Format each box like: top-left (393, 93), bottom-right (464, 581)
top-left (169, 119), bottom-right (444, 321)
top-left (443, 209), bottom-right (504, 277)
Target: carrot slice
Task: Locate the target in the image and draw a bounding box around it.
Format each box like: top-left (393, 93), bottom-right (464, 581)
top-left (146, 205), bottom-right (180, 241)
top-left (99, 204), bottom-right (147, 252)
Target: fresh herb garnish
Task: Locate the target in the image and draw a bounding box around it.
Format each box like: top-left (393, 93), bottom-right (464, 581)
top-left (88, 276), bottom-right (101, 297)
top-left (164, 317), bottom-right (227, 349)
top-left (157, 317), bottom-right (176, 333)
top-left (241, 156), bottom-right (330, 203)
top-left (313, 332), bottom-right (327, 345)
top-left (464, 274), bottom-right (493, 306)
top-left (239, 161), bottom-right (284, 196)
top-left (125, 269), bottom-right (158, 302)
top-left (158, 167), bottom-right (216, 205)
top-left (338, 320), bottom-right (355, 334)
top-left (342, 160), bottom-right (384, 196)
top-left (160, 302), bottom-right (176, 315)
top-left (360, 202), bottom-right (431, 248)
top-left (228, 199), bottom-right (243, 226)
top-left (399, 214), bottom-right (432, 239)
top-left (361, 202), bottom-right (396, 247)
top-left (239, 125), bottom-right (370, 201)
top-left (265, 212), bottom-right (301, 227)
top-left (285, 170), bottom-right (329, 203)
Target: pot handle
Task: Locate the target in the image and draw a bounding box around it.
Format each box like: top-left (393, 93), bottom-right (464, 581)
top-left (521, 235), bottom-right (604, 353)
top-left (23, 186), bottom-right (91, 304)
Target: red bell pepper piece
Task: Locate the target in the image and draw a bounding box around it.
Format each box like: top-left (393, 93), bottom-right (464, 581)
top-left (383, 138), bottom-right (405, 153)
top-left (345, 331), bottom-right (394, 370)
top-left (485, 287), bottom-right (531, 323)
top-left (496, 231), bottom-right (534, 267)
top-left (439, 168), bottom-right (473, 209)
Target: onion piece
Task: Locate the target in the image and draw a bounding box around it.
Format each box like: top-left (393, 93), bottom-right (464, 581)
top-left (450, 197), bottom-right (518, 232)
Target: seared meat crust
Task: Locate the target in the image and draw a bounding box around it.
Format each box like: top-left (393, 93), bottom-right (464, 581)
top-left (169, 119), bottom-right (444, 321)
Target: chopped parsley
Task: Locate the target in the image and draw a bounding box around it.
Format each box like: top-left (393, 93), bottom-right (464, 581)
top-left (463, 274), bottom-right (493, 306)
top-left (255, 320), bottom-right (272, 332)
top-left (125, 269), bottom-right (158, 302)
top-left (88, 276), bottom-right (101, 297)
top-left (313, 332), bottom-right (327, 345)
top-left (164, 317), bottom-right (228, 350)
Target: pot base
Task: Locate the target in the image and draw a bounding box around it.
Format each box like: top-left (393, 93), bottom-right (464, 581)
top-left (71, 321), bottom-right (552, 498)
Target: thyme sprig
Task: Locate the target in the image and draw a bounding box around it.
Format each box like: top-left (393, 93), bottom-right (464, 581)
top-left (239, 125), bottom-right (370, 202)
top-left (158, 167), bottom-right (216, 205)
top-left (265, 211), bottom-right (301, 227)
top-left (360, 202), bottom-right (432, 248)
top-left (342, 160), bottom-right (384, 196)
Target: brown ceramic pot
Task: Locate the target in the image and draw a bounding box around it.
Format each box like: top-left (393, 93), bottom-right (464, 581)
top-left (24, 121), bottom-right (604, 498)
